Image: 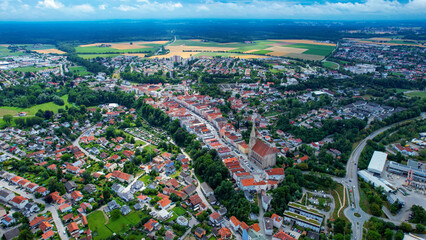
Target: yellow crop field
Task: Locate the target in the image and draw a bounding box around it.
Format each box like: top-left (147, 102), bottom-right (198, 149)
top-left (271, 39), bottom-right (336, 46)
top-left (122, 53), bottom-right (146, 58)
top-left (265, 46), bottom-right (307, 56)
top-left (34, 48), bottom-right (66, 54)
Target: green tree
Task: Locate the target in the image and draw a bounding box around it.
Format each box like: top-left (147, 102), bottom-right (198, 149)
top-left (17, 229), bottom-right (33, 240)
top-left (384, 228), bottom-right (394, 240)
top-left (395, 230), bottom-right (404, 240)
top-left (3, 114), bottom-right (12, 125)
top-left (415, 224), bottom-right (425, 233)
top-left (400, 222), bottom-right (413, 232)
top-left (111, 209), bottom-right (121, 220)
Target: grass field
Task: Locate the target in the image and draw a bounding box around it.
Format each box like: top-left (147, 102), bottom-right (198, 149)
top-left (329, 183), bottom-right (348, 221)
top-left (0, 95), bottom-right (71, 117)
top-left (12, 66), bottom-right (55, 73)
top-left (0, 46), bottom-right (24, 57)
top-left (76, 41), bottom-right (163, 55)
top-left (69, 66), bottom-right (92, 76)
top-left (106, 214), bottom-right (132, 233)
top-left (322, 61), bottom-right (339, 69)
top-left (405, 91), bottom-right (426, 99)
top-left (88, 211), bottom-right (113, 240)
top-left (78, 54), bottom-right (120, 59)
top-left (173, 206), bottom-right (186, 216)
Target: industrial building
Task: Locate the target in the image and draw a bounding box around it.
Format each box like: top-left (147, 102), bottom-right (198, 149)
top-left (367, 151), bottom-right (388, 176)
top-left (358, 170), bottom-right (396, 193)
top-left (387, 161), bottom-right (426, 182)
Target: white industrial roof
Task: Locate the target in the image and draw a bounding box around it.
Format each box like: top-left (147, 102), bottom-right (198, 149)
top-left (358, 170), bottom-right (394, 193)
top-left (367, 151), bottom-right (387, 174)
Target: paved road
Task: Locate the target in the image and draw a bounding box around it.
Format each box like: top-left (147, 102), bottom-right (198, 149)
top-left (72, 126), bottom-right (102, 163)
top-left (342, 116), bottom-right (422, 240)
top-left (0, 180), bottom-right (68, 240)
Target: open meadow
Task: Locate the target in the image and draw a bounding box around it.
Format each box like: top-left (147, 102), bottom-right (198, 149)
top-left (0, 95), bottom-right (72, 117)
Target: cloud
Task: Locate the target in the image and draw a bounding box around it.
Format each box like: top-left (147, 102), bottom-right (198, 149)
top-left (72, 4), bottom-right (95, 13)
top-left (116, 4), bottom-right (137, 11)
top-left (37, 0), bottom-right (63, 9)
top-left (99, 4), bottom-right (106, 10)
top-left (197, 4), bottom-right (209, 11)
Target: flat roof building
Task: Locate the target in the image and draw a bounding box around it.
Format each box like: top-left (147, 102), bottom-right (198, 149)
top-left (368, 151), bottom-right (387, 175)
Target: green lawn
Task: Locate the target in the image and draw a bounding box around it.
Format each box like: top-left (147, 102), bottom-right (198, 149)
top-left (139, 174), bottom-right (151, 185)
top-left (87, 211), bottom-right (113, 240)
top-left (166, 212), bottom-right (178, 222)
top-left (173, 206), bottom-right (186, 216)
top-left (286, 43), bottom-right (335, 56)
top-left (405, 91), bottom-right (426, 99)
top-left (0, 95), bottom-right (72, 117)
top-left (322, 61), bottom-right (339, 69)
top-left (69, 66), bottom-right (92, 76)
top-left (106, 214), bottom-right (132, 233)
top-left (125, 210), bottom-right (146, 224)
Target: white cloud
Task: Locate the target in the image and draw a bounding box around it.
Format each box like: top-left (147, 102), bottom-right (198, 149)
top-left (37, 0), bottom-right (63, 9)
top-left (197, 4), bottom-right (209, 11)
top-left (116, 4), bottom-right (137, 11)
top-left (99, 4), bottom-right (106, 10)
top-left (72, 4), bottom-right (95, 13)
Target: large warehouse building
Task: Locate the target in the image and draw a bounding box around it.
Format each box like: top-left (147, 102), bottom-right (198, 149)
top-left (368, 151), bottom-right (388, 176)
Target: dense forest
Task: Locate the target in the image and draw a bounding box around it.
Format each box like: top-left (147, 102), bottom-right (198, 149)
top-left (68, 86), bottom-right (135, 108)
top-left (0, 20), bottom-right (424, 44)
top-left (120, 71), bottom-right (167, 84)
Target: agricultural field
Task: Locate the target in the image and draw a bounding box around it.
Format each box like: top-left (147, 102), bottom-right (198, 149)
top-left (33, 48), bottom-right (66, 54)
top-left (75, 41), bottom-right (167, 55)
top-left (163, 39), bottom-right (336, 60)
top-left (78, 54), bottom-right (120, 59)
top-left (0, 95), bottom-right (72, 117)
top-left (0, 46), bottom-right (24, 57)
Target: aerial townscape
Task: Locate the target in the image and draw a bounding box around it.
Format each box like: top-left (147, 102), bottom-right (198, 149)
top-left (0, 2), bottom-right (425, 240)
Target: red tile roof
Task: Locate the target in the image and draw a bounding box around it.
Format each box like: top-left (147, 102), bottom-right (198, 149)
top-left (252, 140), bottom-right (276, 158)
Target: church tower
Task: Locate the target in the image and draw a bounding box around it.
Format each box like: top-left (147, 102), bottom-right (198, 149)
top-left (248, 114), bottom-right (257, 157)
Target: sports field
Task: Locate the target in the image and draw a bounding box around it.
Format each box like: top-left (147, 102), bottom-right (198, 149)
top-left (163, 39), bottom-right (336, 60)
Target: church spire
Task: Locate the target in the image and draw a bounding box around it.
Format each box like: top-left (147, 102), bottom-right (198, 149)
top-left (248, 114), bottom-right (257, 157)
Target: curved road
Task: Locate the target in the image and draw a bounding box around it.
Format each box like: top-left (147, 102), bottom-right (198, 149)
top-left (341, 116), bottom-right (422, 240)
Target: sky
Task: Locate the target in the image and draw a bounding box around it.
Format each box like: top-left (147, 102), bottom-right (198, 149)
top-left (0, 0), bottom-right (425, 21)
